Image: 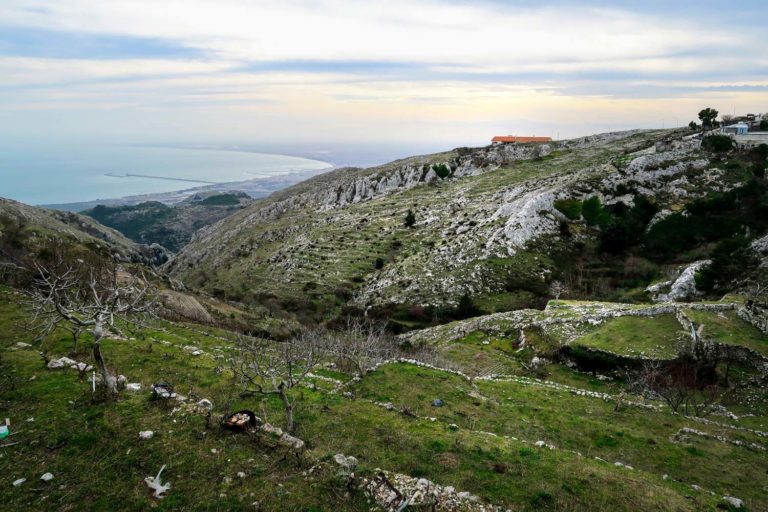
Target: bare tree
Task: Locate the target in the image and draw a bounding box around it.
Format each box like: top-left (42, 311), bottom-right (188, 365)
top-left (232, 328), bottom-right (327, 433)
top-left (24, 256), bottom-right (154, 396)
top-left (331, 318), bottom-right (394, 378)
top-left (630, 360), bottom-right (726, 418)
top-left (549, 280), bottom-right (569, 300)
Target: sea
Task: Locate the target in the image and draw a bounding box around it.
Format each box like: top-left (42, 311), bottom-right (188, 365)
top-left (0, 143), bottom-right (332, 206)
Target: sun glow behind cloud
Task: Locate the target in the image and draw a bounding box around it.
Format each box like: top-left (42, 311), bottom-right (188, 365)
top-left (0, 0), bottom-right (766, 145)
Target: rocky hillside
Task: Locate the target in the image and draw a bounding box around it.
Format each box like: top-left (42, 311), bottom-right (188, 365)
top-left (0, 197), bottom-right (170, 280)
top-left (83, 191), bottom-right (254, 253)
top-left (166, 129), bottom-right (768, 324)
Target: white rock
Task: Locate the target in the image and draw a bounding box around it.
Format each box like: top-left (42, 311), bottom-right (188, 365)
top-left (40, 472), bottom-right (54, 482)
top-left (237, 472), bottom-right (246, 479)
top-left (126, 383), bottom-right (142, 392)
top-left (15, 342), bottom-right (32, 348)
top-left (722, 496), bottom-right (744, 508)
top-left (47, 357), bottom-right (77, 369)
top-left (653, 260), bottom-right (711, 302)
top-left (197, 399), bottom-right (213, 411)
top-left (139, 431), bottom-right (154, 440)
top-left (12, 478), bottom-right (26, 486)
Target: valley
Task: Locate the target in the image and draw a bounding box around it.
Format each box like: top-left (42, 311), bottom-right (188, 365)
top-left (1, 128), bottom-right (767, 511)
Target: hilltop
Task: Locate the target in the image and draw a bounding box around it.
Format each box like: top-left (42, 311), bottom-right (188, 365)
top-left (166, 129), bottom-right (768, 326)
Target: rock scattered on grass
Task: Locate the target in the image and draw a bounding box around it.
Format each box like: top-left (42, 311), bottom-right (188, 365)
top-left (139, 431), bottom-right (154, 440)
top-left (722, 496), bottom-right (744, 509)
top-left (40, 472), bottom-right (54, 482)
top-left (47, 357), bottom-right (93, 372)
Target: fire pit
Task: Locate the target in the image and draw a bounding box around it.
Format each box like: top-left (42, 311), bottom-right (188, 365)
top-left (223, 410), bottom-right (259, 432)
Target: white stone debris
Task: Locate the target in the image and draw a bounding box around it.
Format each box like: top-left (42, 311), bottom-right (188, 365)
top-left (144, 464), bottom-right (171, 498)
top-left (722, 496), bottom-right (744, 508)
top-left (333, 453), bottom-right (359, 478)
top-left (40, 472), bottom-right (54, 482)
top-left (47, 356), bottom-right (93, 372)
top-left (12, 478), bottom-right (26, 487)
top-left (183, 345), bottom-right (203, 356)
top-left (139, 431), bottom-right (154, 440)
top-left (196, 399), bottom-right (213, 411)
top-left (260, 423), bottom-right (305, 451)
top-left (126, 383), bottom-right (142, 392)
top-left (363, 470), bottom-right (501, 511)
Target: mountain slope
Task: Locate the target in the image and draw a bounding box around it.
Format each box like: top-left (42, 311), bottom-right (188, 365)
top-left (166, 129), bottom-right (767, 323)
top-left (82, 192), bottom-right (254, 252)
top-left (0, 197), bottom-right (169, 275)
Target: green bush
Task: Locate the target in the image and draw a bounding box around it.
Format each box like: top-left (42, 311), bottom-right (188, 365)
top-left (581, 196), bottom-right (609, 226)
top-left (432, 163), bottom-right (451, 179)
top-left (404, 209), bottom-right (416, 228)
top-left (695, 236), bottom-right (755, 292)
top-left (554, 199), bottom-right (582, 220)
top-left (644, 179), bottom-right (768, 261)
top-left (701, 134), bottom-right (733, 153)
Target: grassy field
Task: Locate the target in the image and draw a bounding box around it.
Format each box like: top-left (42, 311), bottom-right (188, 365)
top-left (570, 314), bottom-right (685, 359)
top-left (2, 286), bottom-right (765, 511)
top-left (685, 309), bottom-right (768, 356)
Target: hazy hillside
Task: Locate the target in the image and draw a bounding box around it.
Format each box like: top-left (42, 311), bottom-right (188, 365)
top-left (167, 129), bottom-right (768, 325)
top-left (83, 192), bottom-right (255, 253)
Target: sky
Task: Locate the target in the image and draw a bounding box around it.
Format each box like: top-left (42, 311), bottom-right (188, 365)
top-left (0, 0), bottom-right (766, 148)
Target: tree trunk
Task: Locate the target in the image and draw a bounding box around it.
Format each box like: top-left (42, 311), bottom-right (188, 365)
top-left (278, 384), bottom-right (294, 433)
top-left (92, 319), bottom-right (118, 396)
top-left (71, 329), bottom-right (80, 353)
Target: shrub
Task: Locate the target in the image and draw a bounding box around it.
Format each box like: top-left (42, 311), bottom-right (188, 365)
top-left (696, 236), bottom-right (755, 292)
top-left (554, 199), bottom-right (582, 220)
top-left (432, 163), bottom-right (451, 179)
top-left (581, 196), bottom-right (608, 226)
top-left (374, 257), bottom-right (385, 269)
top-left (404, 209), bottom-right (416, 228)
top-left (701, 134), bottom-right (733, 153)
top-left (455, 294), bottom-right (481, 320)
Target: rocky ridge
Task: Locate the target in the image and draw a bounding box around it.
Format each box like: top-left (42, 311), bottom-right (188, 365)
top-left (166, 128), bottom-right (762, 314)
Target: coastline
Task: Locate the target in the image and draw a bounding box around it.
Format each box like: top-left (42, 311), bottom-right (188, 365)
top-left (42, 167), bottom-right (334, 212)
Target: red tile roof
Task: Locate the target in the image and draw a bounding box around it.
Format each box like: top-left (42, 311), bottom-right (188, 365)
top-left (492, 136), bottom-right (552, 143)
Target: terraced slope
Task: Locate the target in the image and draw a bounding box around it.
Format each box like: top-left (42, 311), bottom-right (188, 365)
top-left (1, 289), bottom-right (764, 511)
top-left (167, 128), bottom-right (765, 323)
